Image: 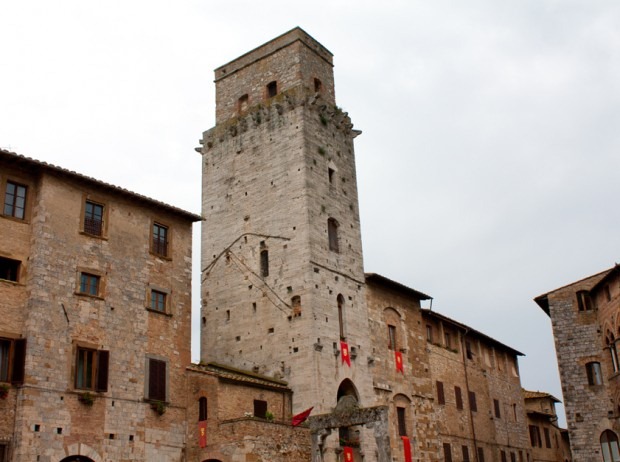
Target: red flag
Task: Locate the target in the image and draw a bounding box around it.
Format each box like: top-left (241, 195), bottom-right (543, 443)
top-left (402, 436), bottom-right (412, 462)
top-left (341, 341), bottom-right (351, 367)
top-left (291, 406), bottom-right (313, 427)
top-left (198, 421), bottom-right (207, 448)
top-left (395, 351), bottom-right (404, 373)
top-left (343, 446), bottom-right (354, 462)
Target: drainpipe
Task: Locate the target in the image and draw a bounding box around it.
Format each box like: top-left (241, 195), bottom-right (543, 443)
top-left (461, 328), bottom-right (480, 462)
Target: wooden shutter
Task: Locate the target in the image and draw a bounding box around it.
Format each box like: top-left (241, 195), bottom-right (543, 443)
top-left (11, 338), bottom-right (26, 385)
top-left (436, 381), bottom-right (445, 405)
top-left (253, 399), bottom-right (267, 418)
top-left (455, 386), bottom-right (463, 410)
top-left (149, 359), bottom-right (166, 401)
top-left (96, 350), bottom-right (109, 392)
top-left (469, 391), bottom-right (477, 412)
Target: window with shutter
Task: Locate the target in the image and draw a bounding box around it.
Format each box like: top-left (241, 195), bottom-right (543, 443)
top-left (253, 399), bottom-right (267, 418)
top-left (437, 381), bottom-right (445, 405)
top-left (0, 337), bottom-right (27, 385)
top-left (75, 347), bottom-right (108, 391)
top-left (148, 358), bottom-right (167, 401)
top-left (455, 386), bottom-right (463, 410)
top-left (468, 391), bottom-right (477, 412)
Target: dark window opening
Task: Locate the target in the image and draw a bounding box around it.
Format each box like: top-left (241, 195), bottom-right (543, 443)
top-left (443, 443), bottom-right (452, 462)
top-left (511, 453), bottom-right (516, 462)
top-left (327, 218), bottom-right (339, 253)
top-left (84, 200), bottom-right (104, 236)
top-left (577, 290), bottom-right (593, 311)
top-left (152, 223), bottom-right (169, 257)
top-left (0, 257), bottom-right (20, 282)
top-left (0, 337), bottom-right (26, 384)
top-left (150, 290), bottom-right (167, 312)
top-left (388, 324), bottom-right (397, 350)
top-left (267, 81), bottom-right (278, 98)
top-left (426, 325), bottom-right (433, 342)
top-left (79, 273), bottom-right (100, 296)
top-left (462, 446), bottom-right (470, 462)
top-left (544, 428), bottom-right (551, 448)
top-left (529, 425), bottom-right (542, 447)
top-left (478, 448), bottom-right (485, 462)
top-left (601, 430), bottom-right (620, 462)
top-left (292, 295), bottom-right (302, 316)
top-left (75, 347), bottom-right (108, 392)
top-left (199, 397), bottom-right (207, 421)
top-left (0, 442), bottom-right (7, 462)
top-left (254, 399), bottom-right (267, 419)
top-left (396, 406), bottom-right (407, 436)
top-left (444, 332), bottom-right (451, 349)
top-left (148, 358), bottom-right (166, 401)
top-left (501, 450), bottom-right (507, 462)
top-left (314, 78), bottom-right (322, 93)
top-left (4, 181), bottom-right (27, 219)
top-left (455, 386), bottom-right (463, 410)
top-left (436, 381), bottom-right (445, 405)
top-left (328, 168), bottom-right (335, 184)
top-left (468, 391), bottom-right (477, 412)
top-left (494, 399), bottom-right (501, 418)
top-left (605, 285), bottom-right (612, 302)
top-left (586, 361), bottom-right (603, 385)
top-left (260, 250), bottom-right (269, 277)
top-left (337, 294), bottom-right (345, 339)
top-left (466, 341), bottom-right (473, 360)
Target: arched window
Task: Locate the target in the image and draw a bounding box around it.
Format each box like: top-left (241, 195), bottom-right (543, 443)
top-left (601, 430), bottom-right (620, 462)
top-left (199, 397), bottom-right (207, 421)
top-left (328, 218), bottom-right (339, 253)
top-left (337, 294), bottom-right (345, 340)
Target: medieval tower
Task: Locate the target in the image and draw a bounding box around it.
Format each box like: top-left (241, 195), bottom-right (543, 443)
top-left (199, 28), bottom-right (375, 416)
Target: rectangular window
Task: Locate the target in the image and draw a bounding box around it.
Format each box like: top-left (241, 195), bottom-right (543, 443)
top-left (147, 358), bottom-right (167, 401)
top-left (0, 257), bottom-right (20, 282)
top-left (327, 218), bottom-right (339, 253)
top-left (544, 428), bottom-right (551, 448)
top-left (79, 273), bottom-right (100, 296)
top-left (468, 391), bottom-right (477, 412)
top-left (466, 341), bottom-right (473, 360)
top-left (0, 337), bottom-right (26, 384)
top-left (478, 448), bottom-right (485, 462)
top-left (4, 181), bottom-right (27, 219)
top-left (397, 406), bottom-right (407, 436)
top-left (443, 443), bottom-right (452, 462)
top-left (444, 332), bottom-right (451, 349)
top-left (455, 386), bottom-right (463, 410)
top-left (494, 399), bottom-right (501, 418)
top-left (152, 223), bottom-right (169, 257)
top-left (266, 81), bottom-right (278, 98)
top-left (150, 290), bottom-right (167, 312)
top-left (198, 397), bottom-right (208, 421)
top-left (254, 399), bottom-right (267, 419)
top-left (529, 425), bottom-right (541, 447)
top-left (587, 361), bottom-right (603, 385)
top-left (260, 250), bottom-right (269, 277)
top-left (388, 325), bottom-right (397, 350)
top-left (84, 200), bottom-right (104, 236)
top-left (0, 442), bottom-right (7, 462)
top-left (426, 325), bottom-right (433, 342)
top-left (437, 381), bottom-right (445, 405)
top-left (511, 453), bottom-right (516, 462)
top-left (462, 446), bottom-right (470, 462)
top-left (75, 347), bottom-right (109, 391)
top-left (501, 450), bottom-right (507, 462)
top-left (577, 290), bottom-right (593, 311)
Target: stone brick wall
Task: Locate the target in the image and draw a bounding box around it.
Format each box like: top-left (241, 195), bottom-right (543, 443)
top-left (0, 152), bottom-right (197, 462)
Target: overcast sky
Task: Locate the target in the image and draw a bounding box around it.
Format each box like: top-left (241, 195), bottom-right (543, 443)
top-left (3, 0), bottom-right (619, 427)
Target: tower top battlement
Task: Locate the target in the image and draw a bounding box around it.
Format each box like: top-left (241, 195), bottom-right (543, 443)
top-left (213, 27), bottom-right (336, 123)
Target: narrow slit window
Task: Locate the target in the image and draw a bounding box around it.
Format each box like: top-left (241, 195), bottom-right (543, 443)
top-left (198, 397), bottom-right (208, 421)
top-left (314, 78), bottom-right (322, 93)
top-left (388, 324), bottom-right (397, 350)
top-left (260, 250), bottom-right (269, 277)
top-left (327, 218), bottom-right (339, 253)
top-left (337, 294), bottom-right (345, 339)
top-left (397, 406), bottom-right (407, 436)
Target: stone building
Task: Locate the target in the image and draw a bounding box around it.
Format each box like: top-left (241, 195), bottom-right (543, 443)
top-left (536, 265), bottom-right (620, 462)
top-left (198, 27), bottom-right (544, 462)
top-left (0, 149), bottom-right (200, 462)
top-left (523, 390), bottom-right (571, 462)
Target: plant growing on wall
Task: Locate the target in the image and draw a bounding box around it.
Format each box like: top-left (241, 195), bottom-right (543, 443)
top-left (151, 400), bottom-right (167, 416)
top-left (0, 383), bottom-right (9, 399)
top-left (78, 391), bottom-right (95, 406)
top-left (265, 411), bottom-right (274, 421)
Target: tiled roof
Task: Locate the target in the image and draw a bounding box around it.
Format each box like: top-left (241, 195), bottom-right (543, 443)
top-left (365, 273), bottom-right (432, 300)
top-left (188, 362), bottom-right (291, 391)
top-left (1, 149), bottom-right (202, 221)
top-left (523, 389), bottom-right (560, 403)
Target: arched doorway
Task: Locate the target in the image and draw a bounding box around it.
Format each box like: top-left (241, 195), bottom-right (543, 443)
top-left (60, 457), bottom-right (95, 462)
top-left (336, 378), bottom-right (359, 408)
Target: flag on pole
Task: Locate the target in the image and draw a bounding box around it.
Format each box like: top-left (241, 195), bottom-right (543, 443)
top-left (395, 351), bottom-right (404, 373)
top-left (291, 406), bottom-right (313, 427)
top-left (341, 341), bottom-right (351, 367)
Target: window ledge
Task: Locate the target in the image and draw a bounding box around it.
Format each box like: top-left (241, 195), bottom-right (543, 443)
top-left (79, 231), bottom-right (108, 241)
top-left (146, 307), bottom-right (172, 317)
top-left (149, 251), bottom-right (172, 261)
top-left (0, 278), bottom-right (21, 286)
top-left (74, 292), bottom-right (104, 301)
top-left (0, 214), bottom-right (29, 224)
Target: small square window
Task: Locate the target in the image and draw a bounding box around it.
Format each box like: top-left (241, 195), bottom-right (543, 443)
top-left (266, 81), bottom-right (277, 98)
top-left (152, 223), bottom-right (169, 257)
top-left (84, 200), bottom-right (104, 236)
top-left (253, 399), bottom-right (267, 419)
top-left (4, 181), bottom-right (27, 219)
top-left (0, 257), bottom-right (20, 282)
top-left (80, 273), bottom-right (100, 296)
top-left (151, 290), bottom-right (167, 312)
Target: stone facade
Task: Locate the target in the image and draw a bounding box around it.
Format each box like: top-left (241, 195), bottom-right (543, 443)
top-left (523, 390), bottom-right (571, 462)
top-left (0, 150), bottom-right (200, 462)
top-left (536, 266), bottom-right (620, 462)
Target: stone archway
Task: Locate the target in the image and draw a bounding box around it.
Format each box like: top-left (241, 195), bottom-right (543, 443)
top-left (60, 457), bottom-right (95, 462)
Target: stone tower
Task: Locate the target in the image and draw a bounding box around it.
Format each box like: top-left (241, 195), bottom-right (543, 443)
top-left (199, 28), bottom-right (375, 415)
